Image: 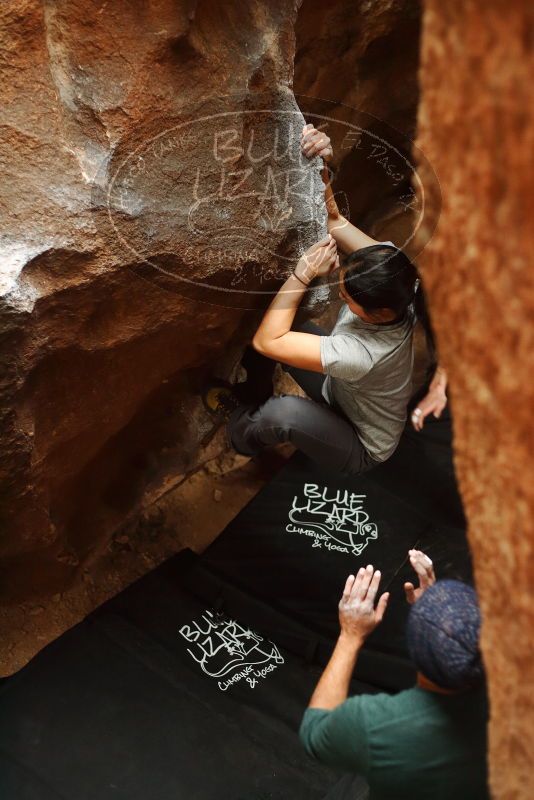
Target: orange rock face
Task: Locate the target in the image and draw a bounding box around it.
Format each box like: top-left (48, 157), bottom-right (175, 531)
top-left (415, 2), bottom-right (534, 797)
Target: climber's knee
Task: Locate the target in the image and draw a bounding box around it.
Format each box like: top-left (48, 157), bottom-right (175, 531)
top-left (256, 395), bottom-right (306, 441)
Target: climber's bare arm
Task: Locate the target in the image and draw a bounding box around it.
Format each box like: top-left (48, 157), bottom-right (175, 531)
top-left (322, 168), bottom-right (379, 253)
top-left (252, 236), bottom-right (339, 373)
top-left (301, 125), bottom-right (379, 255)
top-left (254, 320), bottom-right (323, 373)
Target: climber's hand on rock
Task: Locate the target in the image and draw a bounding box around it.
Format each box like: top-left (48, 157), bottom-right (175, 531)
top-left (294, 235), bottom-right (338, 285)
top-left (301, 123), bottom-right (333, 162)
top-left (404, 549), bottom-right (436, 604)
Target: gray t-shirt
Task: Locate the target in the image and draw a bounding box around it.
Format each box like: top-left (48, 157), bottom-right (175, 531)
top-left (320, 243), bottom-right (415, 462)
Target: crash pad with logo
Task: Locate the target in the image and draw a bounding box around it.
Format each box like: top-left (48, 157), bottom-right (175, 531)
top-left (199, 411), bottom-right (472, 689)
top-left (0, 554), bottom-right (369, 800)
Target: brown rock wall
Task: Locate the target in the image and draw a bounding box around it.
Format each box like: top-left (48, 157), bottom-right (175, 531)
top-left (294, 0), bottom-right (422, 244)
top-left (0, 0), bottom-right (328, 671)
top-left (0, 0), bottom-right (426, 673)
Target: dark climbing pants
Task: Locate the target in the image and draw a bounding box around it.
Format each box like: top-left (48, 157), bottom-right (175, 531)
top-left (228, 323), bottom-right (378, 477)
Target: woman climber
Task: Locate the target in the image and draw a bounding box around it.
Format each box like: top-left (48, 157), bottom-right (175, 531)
top-left (204, 124), bottom-right (447, 475)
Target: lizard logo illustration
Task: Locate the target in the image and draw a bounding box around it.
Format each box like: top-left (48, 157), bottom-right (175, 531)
top-left (287, 483), bottom-right (378, 555)
top-left (179, 610), bottom-right (284, 690)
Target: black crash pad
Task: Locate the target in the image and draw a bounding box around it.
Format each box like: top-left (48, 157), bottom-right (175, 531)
top-left (0, 412), bottom-right (471, 800)
top-left (0, 558), bottom-right (365, 800)
top-left (200, 411), bottom-right (472, 689)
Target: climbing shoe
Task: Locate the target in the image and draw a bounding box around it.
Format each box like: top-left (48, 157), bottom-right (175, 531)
top-left (202, 382), bottom-right (242, 422)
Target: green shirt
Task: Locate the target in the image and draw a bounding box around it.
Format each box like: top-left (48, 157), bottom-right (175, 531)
top-left (300, 685), bottom-right (489, 800)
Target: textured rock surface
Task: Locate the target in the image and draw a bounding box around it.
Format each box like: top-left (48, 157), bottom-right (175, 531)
top-left (0, 0), bottom-right (428, 674)
top-left (2, 0), bottom-right (531, 791)
top-left (415, 2), bottom-right (534, 797)
top-left (294, 0), bottom-right (423, 248)
top-left (295, 0), bottom-right (420, 132)
top-left (0, 0), bottom-right (328, 672)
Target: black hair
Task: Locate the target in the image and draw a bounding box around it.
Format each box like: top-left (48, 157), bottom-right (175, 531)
top-left (343, 244), bottom-right (436, 359)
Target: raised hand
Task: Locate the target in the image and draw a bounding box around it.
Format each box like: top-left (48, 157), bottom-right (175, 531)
top-left (294, 234), bottom-right (339, 286)
top-left (338, 565), bottom-right (390, 642)
top-left (300, 123), bottom-right (333, 162)
top-left (403, 549), bottom-right (436, 604)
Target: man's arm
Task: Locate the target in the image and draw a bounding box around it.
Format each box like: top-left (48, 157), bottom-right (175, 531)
top-left (299, 566), bottom-right (389, 772)
top-left (308, 633), bottom-right (364, 711)
top-left (252, 235), bottom-right (338, 372)
top-left (308, 566), bottom-right (389, 710)
top-left (300, 124), bottom-right (379, 254)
